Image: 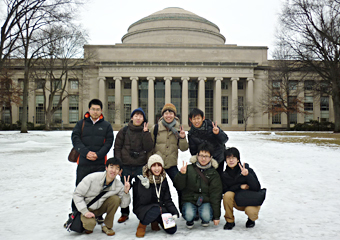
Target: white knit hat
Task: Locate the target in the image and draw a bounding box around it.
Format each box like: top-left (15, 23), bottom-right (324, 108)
top-left (147, 154), bottom-right (164, 169)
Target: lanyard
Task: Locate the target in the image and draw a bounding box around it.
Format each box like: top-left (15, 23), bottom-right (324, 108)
top-left (153, 175), bottom-right (163, 202)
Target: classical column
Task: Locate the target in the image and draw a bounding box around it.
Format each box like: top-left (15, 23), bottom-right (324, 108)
top-left (231, 77), bottom-right (239, 126)
top-left (214, 77), bottom-right (223, 124)
top-left (164, 77), bottom-right (172, 103)
top-left (198, 77), bottom-right (206, 111)
top-left (147, 77), bottom-right (155, 124)
top-left (114, 77), bottom-right (122, 125)
top-left (247, 77), bottom-right (255, 126)
top-left (181, 77), bottom-right (190, 128)
top-left (130, 76), bottom-right (139, 110)
top-left (98, 77), bottom-right (107, 116)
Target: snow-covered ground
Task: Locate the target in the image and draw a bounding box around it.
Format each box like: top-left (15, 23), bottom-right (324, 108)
top-left (0, 130), bottom-right (339, 240)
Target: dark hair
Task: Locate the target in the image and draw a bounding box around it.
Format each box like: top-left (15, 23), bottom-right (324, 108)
top-left (225, 147), bottom-right (240, 161)
top-left (106, 157), bottom-right (122, 169)
top-left (88, 99), bottom-right (103, 109)
top-left (189, 108), bottom-right (204, 119)
top-left (197, 142), bottom-right (213, 156)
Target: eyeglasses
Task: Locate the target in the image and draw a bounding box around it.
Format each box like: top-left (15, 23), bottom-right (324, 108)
top-left (90, 108), bottom-right (101, 112)
top-left (198, 155), bottom-right (211, 159)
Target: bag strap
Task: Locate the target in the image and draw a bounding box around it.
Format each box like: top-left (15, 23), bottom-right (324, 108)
top-left (86, 190), bottom-right (108, 208)
top-left (80, 119), bottom-right (85, 139)
top-left (153, 124), bottom-right (158, 147)
top-left (194, 165), bottom-right (209, 185)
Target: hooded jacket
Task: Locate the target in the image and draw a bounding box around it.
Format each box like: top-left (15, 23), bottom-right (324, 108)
top-left (114, 121), bottom-right (153, 167)
top-left (188, 119), bottom-right (228, 164)
top-left (73, 171), bottom-right (131, 216)
top-left (71, 112), bottom-right (114, 166)
top-left (133, 165), bottom-right (179, 221)
top-left (150, 116), bottom-right (189, 169)
top-left (174, 156), bottom-right (222, 220)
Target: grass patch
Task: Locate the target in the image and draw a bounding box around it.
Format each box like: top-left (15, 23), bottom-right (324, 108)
top-left (256, 132), bottom-right (340, 147)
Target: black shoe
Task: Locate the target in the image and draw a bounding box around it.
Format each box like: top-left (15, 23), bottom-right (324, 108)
top-left (186, 221), bottom-right (194, 229)
top-left (246, 218), bottom-right (255, 228)
top-left (223, 222), bottom-right (235, 230)
top-left (96, 215), bottom-right (104, 224)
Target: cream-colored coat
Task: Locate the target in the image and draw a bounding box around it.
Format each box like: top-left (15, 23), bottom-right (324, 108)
top-left (73, 171), bottom-right (131, 215)
top-left (150, 117), bottom-right (189, 169)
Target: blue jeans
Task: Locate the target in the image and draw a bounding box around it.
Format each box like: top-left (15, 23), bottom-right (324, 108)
top-left (182, 202), bottom-right (213, 223)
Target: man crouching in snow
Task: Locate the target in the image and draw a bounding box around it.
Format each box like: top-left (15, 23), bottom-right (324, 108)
top-left (73, 157), bottom-right (131, 236)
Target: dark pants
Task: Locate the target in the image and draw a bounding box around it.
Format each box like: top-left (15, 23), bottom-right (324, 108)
top-left (71, 164), bottom-right (106, 211)
top-left (120, 166), bottom-right (143, 216)
top-left (165, 166), bottom-right (182, 213)
top-left (141, 206), bottom-right (177, 234)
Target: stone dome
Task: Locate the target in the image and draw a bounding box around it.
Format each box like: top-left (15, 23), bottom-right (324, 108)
top-left (122, 7), bottom-right (226, 44)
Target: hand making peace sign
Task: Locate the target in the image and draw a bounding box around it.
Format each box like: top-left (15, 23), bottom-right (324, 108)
top-left (124, 175), bottom-right (131, 194)
top-left (212, 121), bottom-right (220, 135)
top-left (179, 125), bottom-right (186, 139)
top-left (180, 161), bottom-right (188, 174)
top-left (143, 122), bottom-right (149, 132)
top-left (239, 162), bottom-right (249, 176)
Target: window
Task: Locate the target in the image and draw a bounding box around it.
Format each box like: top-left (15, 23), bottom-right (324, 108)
top-left (272, 81), bottom-right (281, 89)
top-left (320, 96), bottom-right (329, 122)
top-left (124, 96), bottom-right (131, 123)
top-left (139, 81), bottom-right (148, 118)
top-left (52, 96), bottom-right (62, 123)
top-left (36, 95), bottom-right (45, 124)
top-left (205, 81), bottom-right (213, 121)
top-left (108, 95), bottom-right (115, 123)
top-left (69, 96), bottom-right (79, 123)
top-left (289, 81), bottom-right (298, 90)
top-left (237, 81), bottom-right (244, 90)
top-left (108, 80), bottom-right (115, 89)
top-left (154, 81), bottom-right (165, 123)
top-left (238, 96), bottom-right (244, 124)
top-left (18, 79), bottom-right (24, 89)
top-left (124, 81), bottom-right (131, 89)
top-left (69, 80), bottom-right (78, 89)
top-left (272, 113), bottom-right (281, 124)
top-left (53, 80), bottom-right (62, 90)
top-left (221, 80), bottom-right (228, 89)
top-left (222, 96), bottom-right (228, 124)
top-left (304, 80), bottom-right (314, 91)
top-left (171, 81), bottom-right (182, 119)
top-left (36, 79), bottom-right (45, 89)
top-left (1, 106), bottom-right (10, 124)
top-left (304, 96), bottom-right (313, 111)
top-left (289, 113), bottom-right (297, 124)
top-left (188, 81), bottom-right (197, 115)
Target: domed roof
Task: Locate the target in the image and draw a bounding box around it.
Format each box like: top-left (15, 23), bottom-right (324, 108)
top-left (122, 7), bottom-right (226, 44)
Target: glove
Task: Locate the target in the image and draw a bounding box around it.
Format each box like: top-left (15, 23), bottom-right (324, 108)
top-left (172, 215), bottom-right (178, 221)
top-left (137, 175), bottom-right (150, 189)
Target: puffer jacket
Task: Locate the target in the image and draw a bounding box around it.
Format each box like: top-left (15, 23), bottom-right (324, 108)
top-left (114, 121), bottom-right (153, 167)
top-left (150, 116), bottom-right (189, 169)
top-left (174, 156), bottom-right (222, 220)
top-left (188, 119), bottom-right (228, 164)
top-left (73, 171), bottom-right (131, 215)
top-left (133, 165), bottom-right (179, 221)
top-left (221, 163), bottom-right (261, 193)
top-left (71, 112), bottom-right (113, 166)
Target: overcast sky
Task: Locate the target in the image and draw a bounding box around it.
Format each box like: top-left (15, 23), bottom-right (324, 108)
top-left (78, 0), bottom-right (284, 59)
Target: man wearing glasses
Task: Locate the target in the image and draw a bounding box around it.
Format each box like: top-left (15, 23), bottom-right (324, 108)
top-left (174, 142), bottom-right (222, 229)
top-left (70, 99), bottom-right (114, 215)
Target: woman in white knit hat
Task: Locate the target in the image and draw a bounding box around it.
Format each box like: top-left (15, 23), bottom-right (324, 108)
top-left (133, 154), bottom-right (179, 238)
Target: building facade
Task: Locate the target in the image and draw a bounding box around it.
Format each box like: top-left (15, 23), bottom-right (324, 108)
top-left (1, 7), bottom-right (334, 130)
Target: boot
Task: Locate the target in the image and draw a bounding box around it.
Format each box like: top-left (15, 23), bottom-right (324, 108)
top-left (151, 221), bottom-right (160, 231)
top-left (136, 222), bottom-right (147, 238)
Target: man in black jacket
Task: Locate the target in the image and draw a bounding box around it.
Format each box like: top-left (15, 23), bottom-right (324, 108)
top-left (71, 99), bottom-right (114, 213)
top-left (188, 108), bottom-right (229, 175)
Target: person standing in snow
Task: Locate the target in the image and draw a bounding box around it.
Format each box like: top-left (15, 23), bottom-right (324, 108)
top-left (221, 147), bottom-right (262, 230)
top-left (133, 154), bottom-right (179, 238)
top-left (114, 108), bottom-right (153, 223)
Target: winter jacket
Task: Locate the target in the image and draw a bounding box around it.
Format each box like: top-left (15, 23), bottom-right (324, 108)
top-left (133, 166), bottom-right (179, 221)
top-left (71, 112), bottom-right (113, 166)
top-left (174, 156), bottom-right (222, 220)
top-left (188, 119), bottom-right (228, 164)
top-left (150, 116), bottom-right (189, 169)
top-left (221, 163), bottom-right (261, 194)
top-left (73, 171), bottom-right (131, 216)
top-left (114, 121), bottom-right (153, 167)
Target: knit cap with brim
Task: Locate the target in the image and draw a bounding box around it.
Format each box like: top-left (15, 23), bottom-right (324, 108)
top-left (161, 103), bottom-right (177, 116)
top-left (147, 154), bottom-right (164, 169)
top-left (130, 107), bottom-right (147, 122)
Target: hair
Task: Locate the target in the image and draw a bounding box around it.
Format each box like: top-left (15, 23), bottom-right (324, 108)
top-left (88, 99), bottom-right (103, 109)
top-left (197, 142), bottom-right (213, 156)
top-left (225, 147), bottom-right (240, 161)
top-left (189, 108), bottom-right (204, 119)
top-left (106, 157), bottom-right (122, 169)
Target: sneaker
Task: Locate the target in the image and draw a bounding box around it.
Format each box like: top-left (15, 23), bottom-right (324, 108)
top-left (118, 215), bottom-right (129, 223)
top-left (102, 226), bottom-right (115, 236)
top-left (246, 218), bottom-right (255, 228)
top-left (96, 215), bottom-right (104, 224)
top-left (223, 222), bottom-right (235, 230)
top-left (201, 221), bottom-right (209, 227)
top-left (186, 221), bottom-right (194, 229)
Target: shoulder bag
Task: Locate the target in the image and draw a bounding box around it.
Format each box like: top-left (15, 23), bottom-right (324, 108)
top-left (68, 120), bottom-right (85, 163)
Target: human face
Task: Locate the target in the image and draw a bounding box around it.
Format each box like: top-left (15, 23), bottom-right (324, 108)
top-left (190, 115), bottom-right (205, 128)
top-left (89, 104), bottom-right (102, 121)
top-left (226, 155), bottom-right (239, 169)
top-left (150, 163), bottom-right (163, 176)
top-left (131, 112), bottom-right (144, 126)
top-left (105, 164), bottom-right (121, 182)
top-left (197, 150), bottom-right (212, 166)
top-left (163, 110), bottom-right (175, 123)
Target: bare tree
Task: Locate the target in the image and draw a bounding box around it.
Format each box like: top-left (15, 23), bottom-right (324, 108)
top-left (232, 100), bottom-right (257, 131)
top-left (278, 0), bottom-right (340, 132)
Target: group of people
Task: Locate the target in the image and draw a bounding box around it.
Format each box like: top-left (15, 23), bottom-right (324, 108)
top-left (67, 98), bottom-right (264, 237)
